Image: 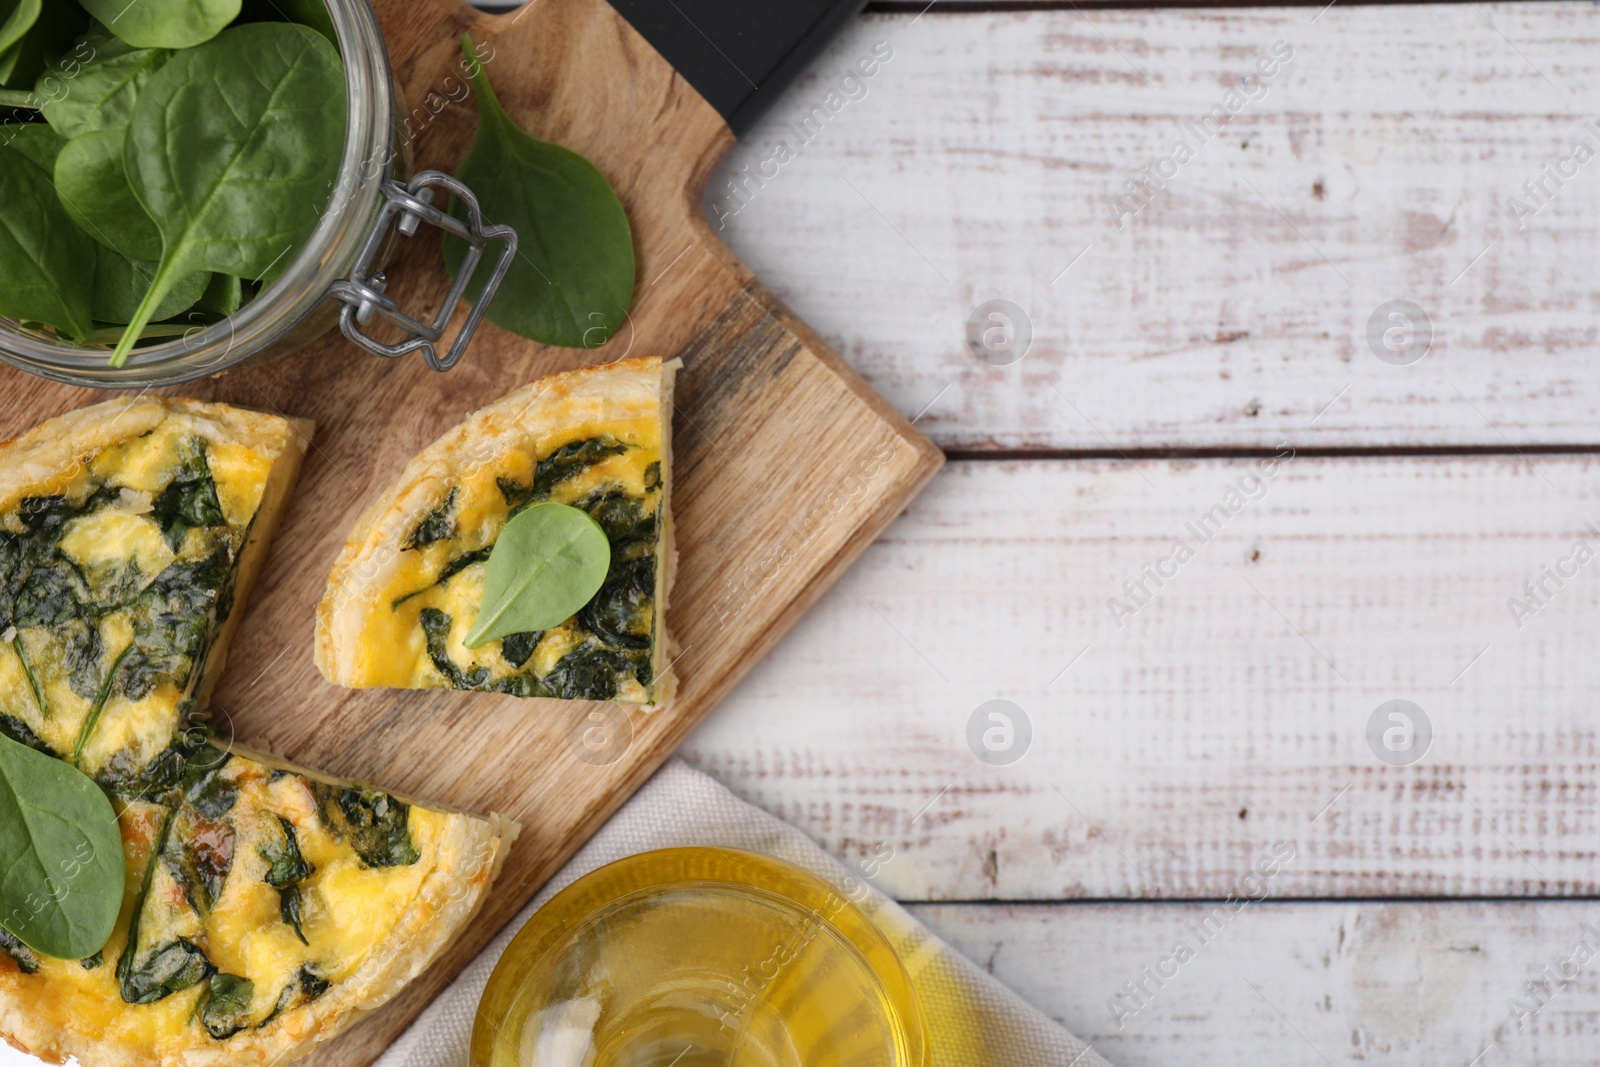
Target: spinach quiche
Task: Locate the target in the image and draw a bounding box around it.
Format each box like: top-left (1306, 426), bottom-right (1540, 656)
top-left (0, 397), bottom-right (307, 780)
top-left (0, 397), bottom-right (514, 1065)
top-left (316, 357), bottom-right (678, 708)
top-left (0, 731), bottom-right (512, 1067)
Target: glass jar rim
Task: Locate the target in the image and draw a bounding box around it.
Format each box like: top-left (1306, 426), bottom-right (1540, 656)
top-left (0, 0), bottom-right (396, 388)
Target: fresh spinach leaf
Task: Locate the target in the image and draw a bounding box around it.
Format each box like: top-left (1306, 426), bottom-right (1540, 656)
top-left (0, 4), bottom-right (89, 90)
top-left (443, 35), bottom-right (635, 349)
top-left (2, 121), bottom-right (62, 171)
top-left (80, 0), bottom-right (239, 50)
top-left (464, 502), bottom-right (611, 648)
top-left (0, 733), bottom-right (123, 959)
top-left (313, 783), bottom-right (419, 869)
top-left (55, 125), bottom-right (163, 260)
top-left (0, 0), bottom-right (39, 58)
top-left (93, 248), bottom-right (208, 325)
top-left (240, 0), bottom-right (335, 44)
top-left (201, 972), bottom-right (253, 1037)
top-left (0, 144), bottom-right (95, 340)
top-left (191, 272), bottom-right (242, 319)
top-left (39, 44), bottom-right (167, 138)
top-left (109, 22), bottom-right (346, 366)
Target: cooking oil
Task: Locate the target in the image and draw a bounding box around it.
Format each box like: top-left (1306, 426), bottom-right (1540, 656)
top-left (471, 848), bottom-right (928, 1067)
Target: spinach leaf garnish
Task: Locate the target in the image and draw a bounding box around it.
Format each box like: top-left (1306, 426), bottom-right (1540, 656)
top-left (108, 23), bottom-right (346, 366)
top-left (463, 502), bottom-right (611, 649)
top-left (0, 144), bottom-right (96, 340)
top-left (80, 0), bottom-right (239, 50)
top-left (151, 437), bottom-right (226, 551)
top-left (313, 783), bottom-right (420, 869)
top-left (79, 948), bottom-right (103, 970)
top-left (443, 35), bottom-right (635, 349)
top-left (0, 733), bottom-right (123, 959)
top-left (199, 972), bottom-right (254, 1038)
top-left (404, 488), bottom-right (458, 550)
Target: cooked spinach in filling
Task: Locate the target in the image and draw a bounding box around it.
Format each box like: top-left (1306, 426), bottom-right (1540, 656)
top-left (113, 734), bottom-right (421, 1028)
top-left (400, 435), bottom-right (662, 703)
top-left (0, 434), bottom-right (241, 779)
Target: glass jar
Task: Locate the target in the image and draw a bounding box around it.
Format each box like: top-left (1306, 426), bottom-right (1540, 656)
top-left (0, 0), bottom-right (514, 389)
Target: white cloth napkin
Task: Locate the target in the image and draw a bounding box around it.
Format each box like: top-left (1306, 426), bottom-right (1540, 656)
top-left (377, 759), bottom-right (1107, 1067)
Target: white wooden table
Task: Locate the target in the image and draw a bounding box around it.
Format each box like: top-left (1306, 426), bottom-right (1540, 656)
top-left (2, 4), bottom-right (1589, 1066)
top-left (681, 3), bottom-right (1600, 1064)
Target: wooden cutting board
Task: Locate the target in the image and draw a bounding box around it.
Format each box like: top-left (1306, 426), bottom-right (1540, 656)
top-left (0, 0), bottom-right (942, 1062)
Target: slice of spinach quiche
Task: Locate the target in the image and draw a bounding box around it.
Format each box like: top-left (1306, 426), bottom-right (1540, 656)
top-left (0, 396), bottom-right (307, 782)
top-left (316, 357), bottom-right (678, 709)
top-left (0, 730), bottom-right (512, 1067)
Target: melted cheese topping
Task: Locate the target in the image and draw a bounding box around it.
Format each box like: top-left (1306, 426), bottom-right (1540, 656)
top-left (358, 414), bottom-right (662, 691)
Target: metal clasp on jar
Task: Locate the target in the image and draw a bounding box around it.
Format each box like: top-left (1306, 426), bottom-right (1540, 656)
top-left (329, 171), bottom-right (517, 372)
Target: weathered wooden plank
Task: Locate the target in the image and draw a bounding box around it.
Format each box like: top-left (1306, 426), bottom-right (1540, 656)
top-left (682, 455), bottom-right (1600, 898)
top-left (910, 900), bottom-right (1600, 1067)
top-left (715, 4), bottom-right (1600, 449)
